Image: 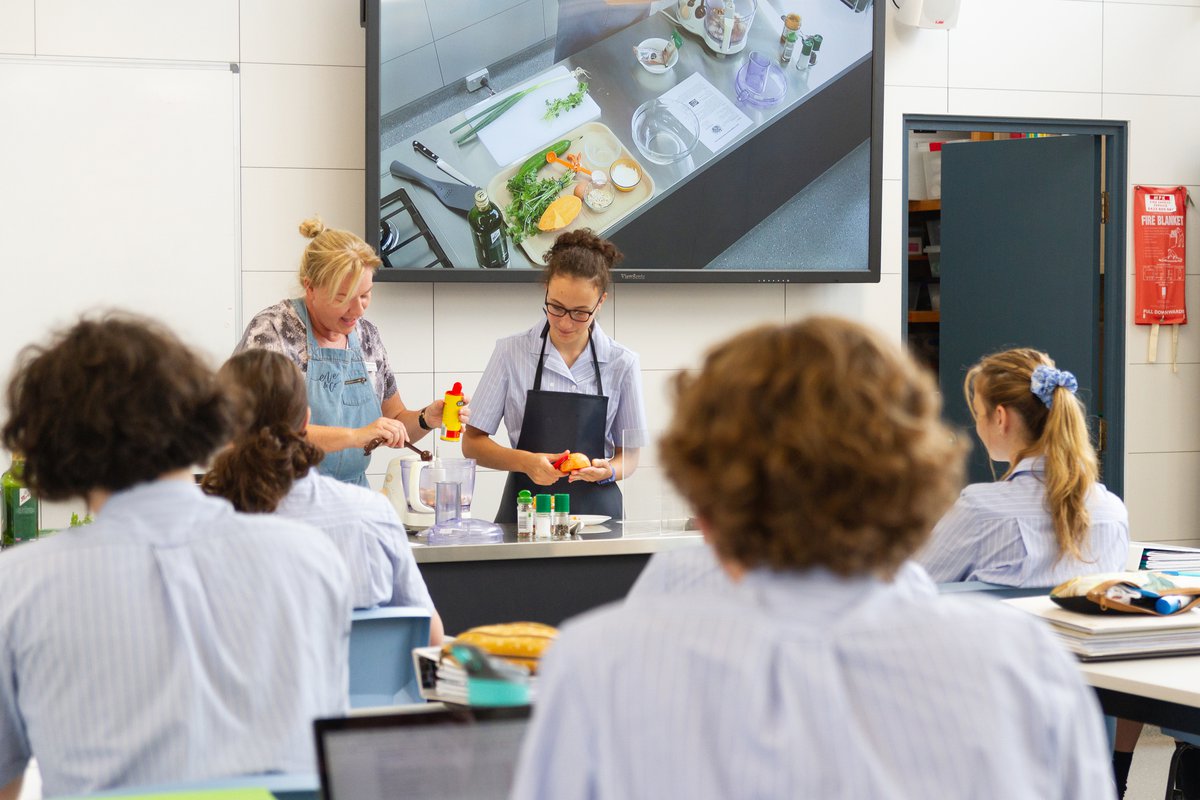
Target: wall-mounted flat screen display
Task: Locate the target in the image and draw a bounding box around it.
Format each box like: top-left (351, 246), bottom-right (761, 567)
top-left (366, 0), bottom-right (882, 283)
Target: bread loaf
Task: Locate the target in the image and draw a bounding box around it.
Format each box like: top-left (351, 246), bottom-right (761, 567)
top-left (444, 622), bottom-right (558, 673)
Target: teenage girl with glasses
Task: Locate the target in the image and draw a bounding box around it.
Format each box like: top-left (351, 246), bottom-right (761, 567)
top-left (463, 229), bottom-right (647, 522)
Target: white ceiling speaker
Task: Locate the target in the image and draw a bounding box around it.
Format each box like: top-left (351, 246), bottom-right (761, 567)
top-left (896, 0), bottom-right (960, 29)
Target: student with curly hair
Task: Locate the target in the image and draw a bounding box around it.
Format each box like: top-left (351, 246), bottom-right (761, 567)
top-left (916, 347), bottom-right (1129, 586)
top-left (464, 229), bottom-right (647, 521)
top-left (0, 314), bottom-right (350, 798)
top-left (202, 349), bottom-right (442, 643)
top-left (510, 317), bottom-right (1113, 799)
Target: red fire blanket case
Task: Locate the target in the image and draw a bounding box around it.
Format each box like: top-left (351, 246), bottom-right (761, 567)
top-left (1133, 185), bottom-right (1188, 370)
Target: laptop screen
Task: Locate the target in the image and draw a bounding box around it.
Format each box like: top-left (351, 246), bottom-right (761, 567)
top-left (314, 704), bottom-right (532, 800)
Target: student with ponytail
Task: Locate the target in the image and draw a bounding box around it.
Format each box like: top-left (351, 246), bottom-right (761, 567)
top-left (917, 348), bottom-right (1128, 586)
top-left (203, 350), bottom-right (442, 643)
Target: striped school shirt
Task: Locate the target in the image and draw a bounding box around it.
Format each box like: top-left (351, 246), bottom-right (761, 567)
top-left (512, 568), bottom-right (1114, 800)
top-left (468, 320), bottom-right (648, 455)
top-left (276, 472), bottom-right (434, 611)
top-left (916, 456), bottom-right (1129, 586)
top-left (0, 480), bottom-right (351, 797)
top-left (627, 544), bottom-right (938, 600)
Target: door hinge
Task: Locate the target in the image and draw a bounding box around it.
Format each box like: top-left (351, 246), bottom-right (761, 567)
top-left (1098, 418), bottom-right (1107, 453)
top-left (1100, 191), bottom-right (1109, 224)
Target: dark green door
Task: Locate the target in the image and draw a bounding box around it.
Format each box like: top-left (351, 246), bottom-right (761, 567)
top-left (939, 135), bottom-right (1103, 485)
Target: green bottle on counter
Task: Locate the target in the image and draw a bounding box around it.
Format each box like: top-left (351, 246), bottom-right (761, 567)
top-left (469, 189), bottom-right (509, 269)
top-left (2, 456), bottom-right (39, 549)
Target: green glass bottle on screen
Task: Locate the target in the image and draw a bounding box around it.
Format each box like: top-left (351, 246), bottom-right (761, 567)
top-left (2, 456), bottom-right (39, 549)
top-left (468, 189), bottom-right (509, 269)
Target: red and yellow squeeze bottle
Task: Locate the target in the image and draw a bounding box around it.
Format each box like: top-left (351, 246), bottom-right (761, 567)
top-left (441, 382), bottom-right (464, 442)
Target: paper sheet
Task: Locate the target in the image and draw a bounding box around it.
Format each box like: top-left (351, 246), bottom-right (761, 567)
top-left (658, 72), bottom-right (752, 155)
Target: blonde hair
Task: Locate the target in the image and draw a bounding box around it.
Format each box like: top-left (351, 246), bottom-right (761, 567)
top-left (297, 216), bottom-right (382, 300)
top-left (965, 348), bottom-right (1098, 563)
top-left (661, 317), bottom-right (966, 577)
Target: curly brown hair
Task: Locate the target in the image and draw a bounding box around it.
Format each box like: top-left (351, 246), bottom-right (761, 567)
top-left (661, 317), bottom-right (967, 577)
top-left (541, 229), bottom-right (622, 293)
top-left (2, 313), bottom-right (237, 501)
top-left (201, 350), bottom-right (323, 513)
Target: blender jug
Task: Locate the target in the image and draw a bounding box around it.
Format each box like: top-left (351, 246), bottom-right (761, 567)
top-left (417, 458), bottom-right (476, 519)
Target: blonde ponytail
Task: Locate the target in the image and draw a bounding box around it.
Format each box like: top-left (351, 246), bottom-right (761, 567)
top-left (966, 349), bottom-right (1098, 563)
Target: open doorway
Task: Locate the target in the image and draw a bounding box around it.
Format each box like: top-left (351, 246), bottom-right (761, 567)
top-left (902, 116), bottom-right (1128, 494)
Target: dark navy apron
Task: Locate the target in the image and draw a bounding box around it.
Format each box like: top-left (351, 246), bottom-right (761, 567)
top-left (291, 299), bottom-right (378, 487)
top-left (495, 323), bottom-right (623, 523)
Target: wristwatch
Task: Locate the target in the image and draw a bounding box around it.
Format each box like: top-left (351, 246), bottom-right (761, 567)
top-left (417, 408), bottom-right (432, 431)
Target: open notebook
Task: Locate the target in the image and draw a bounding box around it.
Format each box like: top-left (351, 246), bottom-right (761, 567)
top-left (314, 704), bottom-right (532, 800)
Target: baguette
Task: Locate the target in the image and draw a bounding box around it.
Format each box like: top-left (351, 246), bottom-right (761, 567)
top-left (443, 622), bottom-right (558, 673)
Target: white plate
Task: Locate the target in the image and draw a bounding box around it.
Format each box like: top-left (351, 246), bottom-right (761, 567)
top-left (570, 514), bottom-right (611, 526)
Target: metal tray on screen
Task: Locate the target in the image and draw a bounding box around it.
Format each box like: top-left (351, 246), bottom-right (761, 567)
top-left (486, 121), bottom-right (655, 266)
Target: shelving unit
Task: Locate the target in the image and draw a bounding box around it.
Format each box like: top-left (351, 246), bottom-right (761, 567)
top-left (906, 198), bottom-right (941, 373)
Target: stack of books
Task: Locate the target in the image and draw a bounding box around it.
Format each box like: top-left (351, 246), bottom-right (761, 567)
top-left (412, 645), bottom-right (538, 704)
top-left (1006, 596), bottom-right (1200, 661)
top-left (1132, 542), bottom-right (1200, 572)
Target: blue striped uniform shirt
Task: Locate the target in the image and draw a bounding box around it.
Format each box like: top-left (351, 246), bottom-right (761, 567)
top-left (276, 472), bottom-right (434, 611)
top-left (916, 456), bottom-right (1129, 586)
top-left (469, 321), bottom-right (648, 455)
top-left (0, 480), bottom-right (351, 797)
top-left (512, 568), bottom-right (1114, 799)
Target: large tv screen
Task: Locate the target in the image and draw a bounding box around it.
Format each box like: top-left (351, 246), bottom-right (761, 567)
top-left (366, 0), bottom-right (882, 283)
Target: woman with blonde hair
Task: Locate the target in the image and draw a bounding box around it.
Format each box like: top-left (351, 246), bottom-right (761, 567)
top-left (237, 217), bottom-right (465, 487)
top-left (917, 347), bottom-right (1128, 586)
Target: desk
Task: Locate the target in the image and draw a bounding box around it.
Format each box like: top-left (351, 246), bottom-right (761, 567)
top-left (1081, 656), bottom-right (1200, 737)
top-left (411, 521), bottom-right (703, 633)
top-left (380, 5), bottom-right (872, 274)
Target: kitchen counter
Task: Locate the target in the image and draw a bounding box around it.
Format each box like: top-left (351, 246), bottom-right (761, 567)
top-left (411, 521), bottom-right (704, 632)
top-left (380, 2), bottom-right (874, 276)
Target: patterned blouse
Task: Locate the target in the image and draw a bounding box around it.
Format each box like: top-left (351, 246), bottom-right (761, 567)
top-left (235, 299), bottom-right (398, 403)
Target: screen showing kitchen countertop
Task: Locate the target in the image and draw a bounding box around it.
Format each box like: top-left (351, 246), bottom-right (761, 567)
top-left (365, 0), bottom-right (882, 283)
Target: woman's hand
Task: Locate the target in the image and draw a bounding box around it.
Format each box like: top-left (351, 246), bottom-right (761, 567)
top-left (526, 451), bottom-right (569, 486)
top-left (568, 457), bottom-right (615, 484)
top-left (355, 416), bottom-right (409, 449)
top-left (426, 392), bottom-right (472, 428)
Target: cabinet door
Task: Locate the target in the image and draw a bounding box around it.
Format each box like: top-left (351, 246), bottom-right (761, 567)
top-left (939, 135), bottom-right (1102, 484)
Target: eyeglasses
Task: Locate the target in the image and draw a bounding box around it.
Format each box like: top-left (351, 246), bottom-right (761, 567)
top-left (544, 294), bottom-right (600, 323)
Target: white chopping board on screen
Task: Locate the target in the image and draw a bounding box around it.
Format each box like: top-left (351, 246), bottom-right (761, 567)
top-left (463, 65), bottom-right (601, 168)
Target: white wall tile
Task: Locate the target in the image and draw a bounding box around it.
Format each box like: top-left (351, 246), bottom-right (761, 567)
top-left (1112, 0), bottom-right (1200, 6)
top-left (241, 0), bottom-right (364, 67)
top-left (241, 271), bottom-right (300, 327)
top-left (636, 370), bottom-right (677, 468)
top-left (241, 64), bottom-right (364, 169)
top-left (1104, 4), bottom-right (1200, 96)
top-left (36, 0), bottom-right (237, 61)
top-left (947, 88), bottom-right (1103, 120)
top-left (382, 0), bottom-right (433, 61)
top-left (426, 0), bottom-right (529, 40)
top-left (1105, 94), bottom-right (1200, 186)
top-left (241, 168), bottom-right (365, 272)
top-left (1124, 452), bottom-right (1200, 546)
top-left (785, 273), bottom-right (904, 343)
top-left (366, 371), bottom-right (437, 474)
top-left (434, 0), bottom-right (545, 86)
top-left (0, 0), bottom-right (34, 54)
top-left (620, 466), bottom-right (692, 524)
top-left (382, 44), bottom-right (444, 116)
top-left (883, 0), bottom-right (948, 88)
top-left (615, 284), bottom-right (786, 371)
top-left (367, 281), bottom-right (436, 373)
top-left (881, 177), bottom-right (903, 275)
top-left (884, 86), bottom-right (947, 181)
top-left (1125, 364), bottom-right (1200, 452)
top-left (948, 0), bottom-right (1102, 94)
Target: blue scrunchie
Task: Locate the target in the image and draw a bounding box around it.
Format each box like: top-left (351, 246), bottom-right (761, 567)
top-left (1030, 365), bottom-right (1078, 408)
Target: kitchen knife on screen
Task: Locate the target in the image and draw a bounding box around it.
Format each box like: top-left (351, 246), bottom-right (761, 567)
top-left (413, 140), bottom-right (477, 188)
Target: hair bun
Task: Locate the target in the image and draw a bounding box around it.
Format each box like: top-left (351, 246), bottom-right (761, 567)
top-left (298, 216), bottom-right (326, 239)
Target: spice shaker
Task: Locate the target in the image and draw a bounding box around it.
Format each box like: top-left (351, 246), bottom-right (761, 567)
top-left (516, 490), bottom-right (534, 538)
top-left (534, 493), bottom-right (552, 539)
top-left (781, 30), bottom-right (797, 64)
top-left (552, 494), bottom-right (571, 540)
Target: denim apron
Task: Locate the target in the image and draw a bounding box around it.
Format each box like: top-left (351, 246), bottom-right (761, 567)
top-left (291, 299), bottom-right (378, 487)
top-left (495, 323), bottom-right (622, 522)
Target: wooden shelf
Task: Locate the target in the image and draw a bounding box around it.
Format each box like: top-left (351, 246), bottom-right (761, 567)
top-left (908, 310), bottom-right (940, 324)
top-left (908, 199), bottom-right (941, 212)
top-left (908, 252), bottom-right (928, 261)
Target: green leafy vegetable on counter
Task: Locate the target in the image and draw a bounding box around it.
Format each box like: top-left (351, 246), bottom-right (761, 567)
top-left (543, 81), bottom-right (588, 121)
top-left (451, 68), bottom-right (589, 146)
top-left (505, 169), bottom-right (574, 245)
top-left (69, 512), bottom-right (93, 527)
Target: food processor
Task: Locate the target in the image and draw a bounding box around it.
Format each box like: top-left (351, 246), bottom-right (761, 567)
top-left (383, 452), bottom-right (501, 543)
top-left (673, 0), bottom-right (758, 56)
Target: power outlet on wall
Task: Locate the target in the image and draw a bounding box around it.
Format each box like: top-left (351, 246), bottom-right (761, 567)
top-left (466, 69), bottom-right (490, 93)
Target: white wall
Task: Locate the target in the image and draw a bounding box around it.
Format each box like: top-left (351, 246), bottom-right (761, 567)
top-left (4, 0), bottom-right (1198, 543)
